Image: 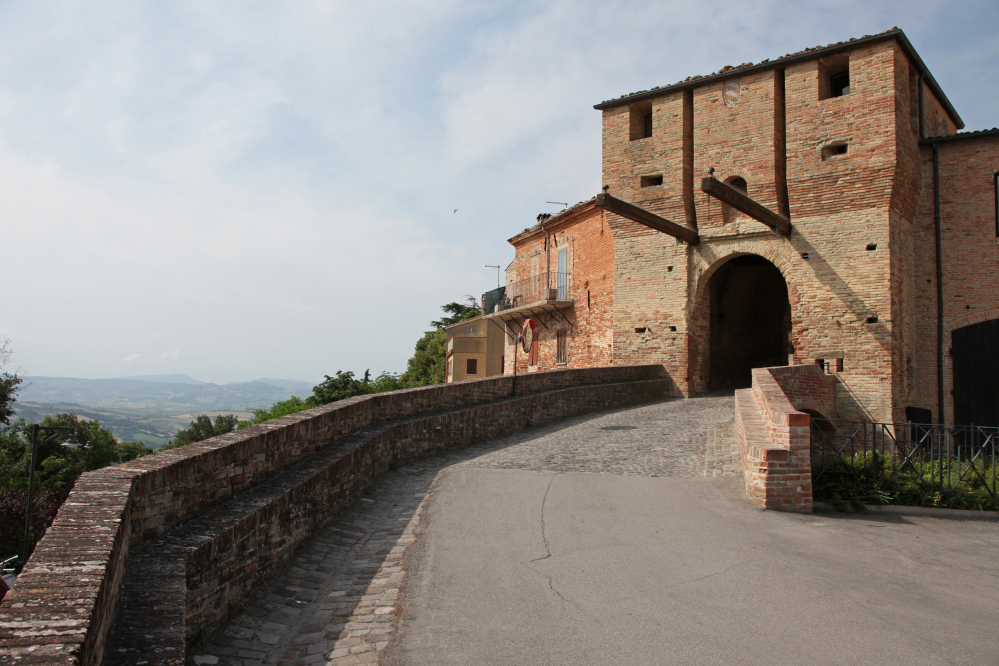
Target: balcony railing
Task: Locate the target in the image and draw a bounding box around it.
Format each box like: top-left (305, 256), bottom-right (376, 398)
top-left (488, 272), bottom-right (572, 313)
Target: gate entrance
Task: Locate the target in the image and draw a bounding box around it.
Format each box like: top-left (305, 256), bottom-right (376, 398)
top-left (953, 318), bottom-right (999, 427)
top-left (708, 255), bottom-right (790, 389)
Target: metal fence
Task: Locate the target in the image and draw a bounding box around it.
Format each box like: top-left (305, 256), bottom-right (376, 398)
top-left (494, 273), bottom-right (571, 311)
top-left (811, 418), bottom-right (999, 508)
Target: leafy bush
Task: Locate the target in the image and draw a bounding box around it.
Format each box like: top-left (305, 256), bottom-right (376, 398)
top-left (812, 451), bottom-right (999, 512)
top-left (0, 485), bottom-right (69, 561)
top-left (161, 414), bottom-right (239, 450)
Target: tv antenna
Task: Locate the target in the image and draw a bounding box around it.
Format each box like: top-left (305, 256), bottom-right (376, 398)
top-left (485, 265), bottom-right (501, 288)
top-left (546, 201), bottom-right (568, 210)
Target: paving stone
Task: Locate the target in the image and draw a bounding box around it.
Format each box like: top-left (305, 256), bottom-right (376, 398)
top-left (205, 396), bottom-right (736, 665)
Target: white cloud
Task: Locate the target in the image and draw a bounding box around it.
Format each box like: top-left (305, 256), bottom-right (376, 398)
top-left (0, 0), bottom-right (994, 383)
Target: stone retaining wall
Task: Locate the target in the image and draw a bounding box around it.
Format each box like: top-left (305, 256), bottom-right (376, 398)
top-left (0, 365), bottom-right (668, 665)
top-left (734, 365), bottom-right (831, 511)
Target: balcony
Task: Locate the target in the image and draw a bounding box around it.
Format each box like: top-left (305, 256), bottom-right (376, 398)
top-left (482, 272), bottom-right (572, 323)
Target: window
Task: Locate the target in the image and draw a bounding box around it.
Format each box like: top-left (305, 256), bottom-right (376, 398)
top-left (447, 357), bottom-right (452, 381)
top-left (722, 177), bottom-right (748, 224)
top-left (818, 54), bottom-right (850, 100)
top-left (629, 101), bottom-right (653, 141)
top-left (822, 143), bottom-right (848, 160)
top-left (466, 358), bottom-right (477, 375)
top-left (557, 249), bottom-right (568, 300)
top-left (831, 71), bottom-right (850, 97)
top-left (994, 173), bottom-right (998, 237)
top-left (640, 175), bottom-right (663, 188)
top-left (556, 324), bottom-right (568, 364)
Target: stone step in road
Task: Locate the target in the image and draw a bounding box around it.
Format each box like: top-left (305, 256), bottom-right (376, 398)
top-left (196, 394), bottom-right (737, 666)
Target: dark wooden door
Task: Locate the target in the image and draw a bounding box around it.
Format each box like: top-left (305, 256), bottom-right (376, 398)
top-left (952, 318), bottom-right (999, 427)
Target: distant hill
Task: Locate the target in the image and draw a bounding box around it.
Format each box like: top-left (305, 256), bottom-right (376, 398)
top-left (246, 378), bottom-right (314, 390)
top-left (117, 374), bottom-right (206, 384)
top-left (18, 376), bottom-right (303, 411)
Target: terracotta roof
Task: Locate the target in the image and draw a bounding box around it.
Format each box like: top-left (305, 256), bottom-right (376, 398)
top-left (507, 197), bottom-right (598, 244)
top-left (920, 128), bottom-right (999, 145)
top-left (593, 28), bottom-right (963, 129)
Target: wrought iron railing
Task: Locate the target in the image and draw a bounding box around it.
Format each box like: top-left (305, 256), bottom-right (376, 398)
top-left (493, 272), bottom-right (571, 312)
top-left (811, 418), bottom-right (999, 510)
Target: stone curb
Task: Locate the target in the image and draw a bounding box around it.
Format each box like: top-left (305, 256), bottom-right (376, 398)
top-left (813, 501), bottom-right (999, 522)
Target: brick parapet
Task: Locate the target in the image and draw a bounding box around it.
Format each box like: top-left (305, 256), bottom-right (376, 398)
top-left (0, 365), bottom-right (666, 665)
top-left (735, 366), bottom-right (819, 511)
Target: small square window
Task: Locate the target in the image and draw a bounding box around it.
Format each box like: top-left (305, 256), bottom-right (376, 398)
top-left (466, 358), bottom-right (477, 375)
top-left (641, 175), bottom-right (663, 188)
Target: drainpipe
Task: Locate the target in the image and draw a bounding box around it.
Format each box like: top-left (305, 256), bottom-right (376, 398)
top-left (918, 73), bottom-right (925, 140)
top-left (933, 144), bottom-right (944, 424)
top-left (541, 224), bottom-right (551, 294)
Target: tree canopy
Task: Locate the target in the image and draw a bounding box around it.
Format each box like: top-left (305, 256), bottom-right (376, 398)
top-left (161, 414), bottom-right (240, 450)
top-left (0, 339), bottom-right (24, 425)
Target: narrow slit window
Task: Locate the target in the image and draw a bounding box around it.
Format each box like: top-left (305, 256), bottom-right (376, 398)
top-left (822, 143), bottom-right (848, 160)
top-left (994, 173), bottom-right (998, 237)
top-left (641, 175), bottom-right (663, 188)
top-left (643, 112), bottom-right (653, 138)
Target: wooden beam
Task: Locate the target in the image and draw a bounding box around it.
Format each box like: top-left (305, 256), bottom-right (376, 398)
top-left (700, 177), bottom-right (792, 235)
top-left (596, 193), bottom-right (700, 245)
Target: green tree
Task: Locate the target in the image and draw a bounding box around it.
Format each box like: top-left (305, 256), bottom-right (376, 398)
top-left (0, 339), bottom-right (24, 425)
top-left (0, 414), bottom-right (153, 490)
top-left (162, 414), bottom-right (239, 450)
top-left (400, 329), bottom-right (447, 387)
top-left (431, 297), bottom-right (481, 330)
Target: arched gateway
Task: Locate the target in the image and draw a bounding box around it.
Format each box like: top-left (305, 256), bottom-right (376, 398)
top-left (704, 254), bottom-right (791, 390)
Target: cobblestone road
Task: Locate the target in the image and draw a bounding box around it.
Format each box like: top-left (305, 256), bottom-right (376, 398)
top-left (197, 394), bottom-right (737, 666)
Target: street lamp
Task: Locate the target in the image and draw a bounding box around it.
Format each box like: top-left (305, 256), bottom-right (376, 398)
top-left (16, 424), bottom-right (89, 574)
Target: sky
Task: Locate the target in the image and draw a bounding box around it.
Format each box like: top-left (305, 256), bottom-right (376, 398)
top-left (1, 1), bottom-right (997, 385)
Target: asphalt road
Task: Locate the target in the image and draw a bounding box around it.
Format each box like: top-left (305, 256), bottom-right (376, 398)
top-left (383, 470), bottom-right (999, 666)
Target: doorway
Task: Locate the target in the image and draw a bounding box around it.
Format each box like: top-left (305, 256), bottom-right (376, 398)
top-left (952, 318), bottom-right (999, 427)
top-left (708, 255), bottom-right (790, 389)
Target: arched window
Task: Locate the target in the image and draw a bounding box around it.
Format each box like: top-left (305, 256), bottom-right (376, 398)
top-left (722, 177), bottom-right (748, 224)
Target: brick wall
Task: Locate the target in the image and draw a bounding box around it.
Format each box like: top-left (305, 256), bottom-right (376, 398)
top-left (595, 36), bottom-right (962, 426)
top-left (0, 365), bottom-right (666, 665)
top-left (912, 134), bottom-right (999, 424)
top-left (734, 365), bottom-right (831, 511)
top-left (503, 203), bottom-right (616, 374)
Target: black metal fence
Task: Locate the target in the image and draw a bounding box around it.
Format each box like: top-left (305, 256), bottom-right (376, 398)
top-left (811, 418), bottom-right (999, 510)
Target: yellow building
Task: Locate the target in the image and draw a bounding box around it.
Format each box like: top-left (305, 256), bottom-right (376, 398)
top-left (445, 317), bottom-right (506, 382)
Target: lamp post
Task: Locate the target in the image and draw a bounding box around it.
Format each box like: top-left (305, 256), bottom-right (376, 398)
top-left (17, 424), bottom-right (88, 574)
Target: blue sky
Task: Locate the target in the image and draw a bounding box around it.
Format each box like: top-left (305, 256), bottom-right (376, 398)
top-left (1, 1), bottom-right (996, 384)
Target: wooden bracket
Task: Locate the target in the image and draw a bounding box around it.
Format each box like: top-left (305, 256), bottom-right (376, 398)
top-left (596, 193), bottom-right (700, 245)
top-left (700, 177), bottom-right (792, 235)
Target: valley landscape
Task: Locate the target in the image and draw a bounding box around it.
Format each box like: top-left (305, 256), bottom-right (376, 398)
top-left (12, 375), bottom-right (314, 448)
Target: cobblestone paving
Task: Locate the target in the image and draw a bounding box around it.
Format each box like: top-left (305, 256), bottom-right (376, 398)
top-left (197, 394), bottom-right (737, 666)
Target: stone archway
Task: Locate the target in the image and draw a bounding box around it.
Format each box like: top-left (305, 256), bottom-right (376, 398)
top-left (701, 254), bottom-right (791, 390)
